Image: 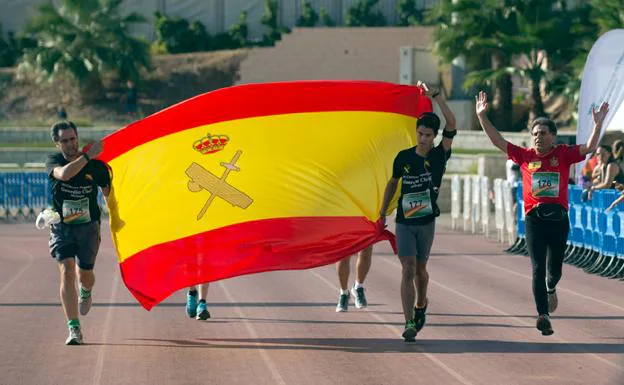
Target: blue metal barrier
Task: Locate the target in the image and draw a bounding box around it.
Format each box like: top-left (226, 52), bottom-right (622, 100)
top-left (509, 184), bottom-right (624, 279)
top-left (0, 171), bottom-right (108, 220)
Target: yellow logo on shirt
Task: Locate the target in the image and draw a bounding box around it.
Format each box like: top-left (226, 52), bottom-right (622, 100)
top-left (528, 161), bottom-right (542, 170)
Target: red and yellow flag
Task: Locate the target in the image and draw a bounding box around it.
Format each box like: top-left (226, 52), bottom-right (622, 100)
top-left (99, 81), bottom-right (432, 309)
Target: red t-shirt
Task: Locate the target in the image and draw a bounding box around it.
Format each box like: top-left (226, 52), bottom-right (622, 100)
top-left (507, 143), bottom-right (585, 214)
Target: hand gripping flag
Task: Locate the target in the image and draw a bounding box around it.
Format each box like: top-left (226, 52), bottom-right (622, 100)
top-left (98, 80), bottom-right (432, 309)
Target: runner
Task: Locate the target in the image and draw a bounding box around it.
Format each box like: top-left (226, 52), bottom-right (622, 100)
top-left (379, 81), bottom-right (456, 341)
top-left (45, 121), bottom-right (110, 345)
top-left (476, 91), bottom-right (609, 335)
top-left (186, 284), bottom-right (211, 320)
top-left (335, 246), bottom-right (373, 312)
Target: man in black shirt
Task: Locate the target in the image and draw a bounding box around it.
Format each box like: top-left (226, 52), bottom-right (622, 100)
top-left (45, 121), bottom-right (110, 345)
top-left (379, 81), bottom-right (456, 341)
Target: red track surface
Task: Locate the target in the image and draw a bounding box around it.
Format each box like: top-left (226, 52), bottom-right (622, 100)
top-left (1, 220), bottom-right (623, 385)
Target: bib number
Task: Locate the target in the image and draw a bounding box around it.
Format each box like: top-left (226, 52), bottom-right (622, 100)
top-left (531, 172), bottom-right (560, 198)
top-left (402, 190), bottom-right (433, 219)
top-left (62, 198), bottom-right (91, 224)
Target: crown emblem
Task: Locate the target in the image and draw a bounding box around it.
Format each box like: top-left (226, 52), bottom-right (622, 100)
top-left (193, 133), bottom-right (230, 155)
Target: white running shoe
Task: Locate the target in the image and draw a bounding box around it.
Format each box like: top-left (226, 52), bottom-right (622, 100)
top-left (66, 326), bottom-right (83, 345)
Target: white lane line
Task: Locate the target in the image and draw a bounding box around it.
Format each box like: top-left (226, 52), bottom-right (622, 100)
top-left (218, 281), bottom-right (287, 385)
top-left (92, 249), bottom-right (121, 385)
top-left (453, 252), bottom-right (624, 313)
top-left (310, 270), bottom-right (474, 385)
top-left (378, 256), bottom-right (624, 373)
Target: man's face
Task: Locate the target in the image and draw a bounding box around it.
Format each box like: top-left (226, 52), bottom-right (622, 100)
top-left (531, 125), bottom-right (555, 154)
top-left (55, 128), bottom-right (79, 158)
top-left (417, 126), bottom-right (435, 150)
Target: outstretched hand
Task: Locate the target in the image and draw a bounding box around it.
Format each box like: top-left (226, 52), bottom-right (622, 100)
top-left (417, 80), bottom-right (438, 98)
top-left (475, 91), bottom-right (489, 116)
top-left (592, 101), bottom-right (610, 126)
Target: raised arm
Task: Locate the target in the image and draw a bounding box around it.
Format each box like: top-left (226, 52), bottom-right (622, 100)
top-left (606, 192), bottom-right (624, 213)
top-left (475, 91), bottom-right (508, 153)
top-left (580, 102), bottom-right (610, 156)
top-left (52, 141), bottom-right (103, 181)
top-left (417, 81), bottom-right (456, 152)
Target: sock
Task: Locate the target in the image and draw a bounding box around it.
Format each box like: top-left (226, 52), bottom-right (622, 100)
top-left (79, 286), bottom-right (92, 299)
top-left (354, 281), bottom-right (363, 289)
top-left (199, 299), bottom-right (206, 304)
top-left (188, 290), bottom-right (198, 296)
top-left (340, 289), bottom-right (349, 295)
top-left (68, 319), bottom-right (80, 328)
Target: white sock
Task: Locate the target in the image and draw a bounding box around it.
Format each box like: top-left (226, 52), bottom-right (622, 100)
top-left (354, 281), bottom-right (363, 289)
top-left (340, 289), bottom-right (349, 295)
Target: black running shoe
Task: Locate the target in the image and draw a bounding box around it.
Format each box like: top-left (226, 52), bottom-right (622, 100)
top-left (413, 300), bottom-right (428, 332)
top-left (536, 314), bottom-right (554, 336)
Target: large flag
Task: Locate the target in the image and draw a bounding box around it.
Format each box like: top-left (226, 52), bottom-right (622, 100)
top-left (99, 80), bottom-right (432, 309)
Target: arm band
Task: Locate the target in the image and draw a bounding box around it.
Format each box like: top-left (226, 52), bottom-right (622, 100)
top-left (442, 129), bottom-right (457, 139)
top-left (82, 153), bottom-right (90, 162)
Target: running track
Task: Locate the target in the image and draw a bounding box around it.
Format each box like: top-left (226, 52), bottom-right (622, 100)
top-left (1, 219), bottom-right (623, 385)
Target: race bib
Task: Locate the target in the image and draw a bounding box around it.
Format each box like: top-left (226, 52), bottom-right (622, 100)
top-left (531, 172), bottom-right (560, 197)
top-left (402, 190), bottom-right (433, 219)
top-left (62, 198), bottom-right (91, 224)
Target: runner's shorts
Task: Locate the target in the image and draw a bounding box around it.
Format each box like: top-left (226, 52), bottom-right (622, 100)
top-left (396, 221), bottom-right (436, 260)
top-left (49, 221), bottom-right (101, 270)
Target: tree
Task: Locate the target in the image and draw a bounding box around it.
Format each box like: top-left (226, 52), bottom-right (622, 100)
top-left (19, 0), bottom-right (151, 89)
top-left (261, 0), bottom-right (290, 46)
top-left (319, 7), bottom-right (336, 27)
top-left (429, 0), bottom-right (518, 130)
top-left (397, 0), bottom-right (425, 26)
top-left (297, 1), bottom-right (319, 27)
top-left (590, 0), bottom-right (624, 33)
top-left (154, 12), bottom-right (210, 53)
top-left (563, 0), bottom-right (622, 113)
top-left (228, 11), bottom-right (249, 48)
top-left (345, 0), bottom-right (387, 27)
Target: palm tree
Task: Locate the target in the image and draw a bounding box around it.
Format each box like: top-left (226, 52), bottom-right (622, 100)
top-left (19, 0), bottom-right (151, 92)
top-left (429, 0), bottom-right (519, 131)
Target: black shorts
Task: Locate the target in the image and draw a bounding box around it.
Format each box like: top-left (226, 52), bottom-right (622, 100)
top-left (49, 221), bottom-right (101, 270)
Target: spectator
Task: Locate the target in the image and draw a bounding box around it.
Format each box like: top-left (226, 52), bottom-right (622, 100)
top-left (57, 106), bottom-right (68, 120)
top-left (125, 80), bottom-right (138, 118)
top-left (588, 144), bottom-right (624, 199)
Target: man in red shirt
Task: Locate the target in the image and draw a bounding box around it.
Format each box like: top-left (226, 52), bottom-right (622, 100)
top-left (476, 91), bottom-right (609, 335)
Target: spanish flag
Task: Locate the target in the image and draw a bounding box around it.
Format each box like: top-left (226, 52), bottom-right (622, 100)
top-left (99, 81), bottom-right (432, 309)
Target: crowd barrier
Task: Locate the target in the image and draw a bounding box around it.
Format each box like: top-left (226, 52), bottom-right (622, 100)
top-left (450, 174), bottom-right (624, 280)
top-left (0, 171), bottom-right (108, 220)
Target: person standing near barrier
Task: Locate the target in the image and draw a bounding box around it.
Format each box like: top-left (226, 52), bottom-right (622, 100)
top-left (45, 121), bottom-right (110, 345)
top-left (476, 91), bottom-right (609, 336)
top-left (379, 81), bottom-right (456, 341)
top-left (588, 144), bottom-right (624, 198)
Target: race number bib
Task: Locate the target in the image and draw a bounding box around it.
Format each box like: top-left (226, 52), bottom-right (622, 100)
top-left (62, 198), bottom-right (91, 224)
top-left (402, 190), bottom-right (433, 219)
top-left (531, 172), bottom-right (560, 198)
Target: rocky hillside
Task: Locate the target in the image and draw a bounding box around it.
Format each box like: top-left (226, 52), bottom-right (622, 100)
top-left (0, 49), bottom-right (249, 126)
